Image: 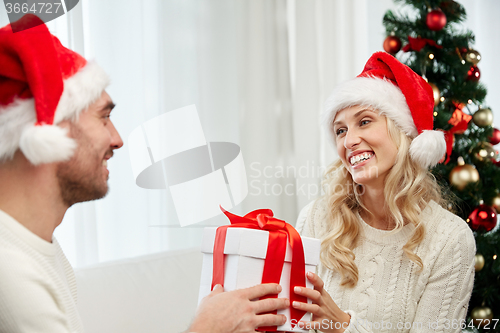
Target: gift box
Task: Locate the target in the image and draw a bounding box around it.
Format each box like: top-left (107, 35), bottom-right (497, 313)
top-left (198, 208), bottom-right (321, 332)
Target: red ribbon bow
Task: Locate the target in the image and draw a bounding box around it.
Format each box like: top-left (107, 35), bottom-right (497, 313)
top-left (402, 36), bottom-right (443, 52)
top-left (443, 103), bottom-right (472, 164)
top-left (212, 207), bottom-right (307, 330)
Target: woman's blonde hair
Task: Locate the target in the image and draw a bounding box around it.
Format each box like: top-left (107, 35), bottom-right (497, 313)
top-left (320, 114), bottom-right (447, 288)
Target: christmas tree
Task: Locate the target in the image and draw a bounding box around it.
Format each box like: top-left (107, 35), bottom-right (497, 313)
top-left (382, 0), bottom-right (499, 331)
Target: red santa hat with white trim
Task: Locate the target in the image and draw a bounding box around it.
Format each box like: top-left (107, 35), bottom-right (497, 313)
top-left (0, 14), bottom-right (109, 165)
top-left (324, 51), bottom-right (446, 169)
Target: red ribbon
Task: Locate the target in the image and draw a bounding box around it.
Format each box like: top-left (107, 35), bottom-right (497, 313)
top-left (443, 104), bottom-right (472, 164)
top-left (212, 207), bottom-right (307, 330)
top-left (402, 36), bottom-right (443, 52)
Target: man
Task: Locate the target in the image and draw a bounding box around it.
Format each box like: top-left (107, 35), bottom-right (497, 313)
top-left (0, 15), bottom-right (288, 333)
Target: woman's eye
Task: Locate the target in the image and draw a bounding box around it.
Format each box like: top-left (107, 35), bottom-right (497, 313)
top-left (336, 128), bottom-right (346, 136)
top-left (360, 119), bottom-right (371, 126)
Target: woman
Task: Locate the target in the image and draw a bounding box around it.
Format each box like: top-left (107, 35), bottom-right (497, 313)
top-left (292, 52), bottom-right (476, 333)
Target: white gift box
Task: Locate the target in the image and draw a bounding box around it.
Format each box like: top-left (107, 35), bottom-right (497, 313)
top-left (198, 227), bottom-right (321, 332)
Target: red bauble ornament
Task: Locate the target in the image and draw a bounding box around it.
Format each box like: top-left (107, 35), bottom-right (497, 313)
top-left (383, 36), bottom-right (402, 54)
top-left (467, 65), bottom-right (480, 81)
top-left (426, 9), bottom-right (447, 31)
top-left (490, 128), bottom-right (500, 145)
top-left (468, 205), bottom-right (497, 232)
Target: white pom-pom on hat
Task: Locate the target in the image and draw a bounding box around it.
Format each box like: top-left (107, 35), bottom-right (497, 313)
top-left (409, 130), bottom-right (446, 169)
top-left (19, 125), bottom-right (76, 165)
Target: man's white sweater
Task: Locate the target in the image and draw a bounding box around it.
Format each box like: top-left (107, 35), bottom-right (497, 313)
top-left (296, 199), bottom-right (476, 333)
top-left (0, 209), bottom-right (83, 332)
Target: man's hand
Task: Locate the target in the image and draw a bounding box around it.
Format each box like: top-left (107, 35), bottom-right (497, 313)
top-left (188, 283), bottom-right (289, 333)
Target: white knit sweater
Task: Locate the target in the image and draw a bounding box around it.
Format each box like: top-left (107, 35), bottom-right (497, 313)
top-left (0, 209), bottom-right (83, 333)
top-left (296, 199), bottom-right (476, 333)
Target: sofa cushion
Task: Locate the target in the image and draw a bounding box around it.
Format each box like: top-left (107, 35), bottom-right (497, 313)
top-left (75, 247), bottom-right (202, 333)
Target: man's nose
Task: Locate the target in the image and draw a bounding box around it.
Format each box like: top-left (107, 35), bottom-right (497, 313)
top-left (109, 121), bottom-right (124, 150)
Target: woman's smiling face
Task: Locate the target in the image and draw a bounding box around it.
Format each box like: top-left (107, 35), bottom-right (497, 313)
top-left (333, 105), bottom-right (398, 189)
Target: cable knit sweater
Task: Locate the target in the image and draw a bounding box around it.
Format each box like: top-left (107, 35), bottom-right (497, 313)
top-left (0, 209), bottom-right (84, 333)
top-left (296, 199), bottom-right (476, 333)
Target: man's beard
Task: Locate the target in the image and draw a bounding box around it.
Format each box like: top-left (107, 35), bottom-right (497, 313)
top-left (56, 123), bottom-right (110, 207)
top-left (57, 171), bottom-right (108, 207)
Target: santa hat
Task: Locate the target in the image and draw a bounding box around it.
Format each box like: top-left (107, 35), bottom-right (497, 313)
top-left (324, 51), bottom-right (446, 169)
top-left (0, 14), bottom-right (109, 165)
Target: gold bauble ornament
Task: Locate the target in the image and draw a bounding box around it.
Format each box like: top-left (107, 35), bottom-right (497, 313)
top-left (473, 108), bottom-right (494, 127)
top-left (449, 164), bottom-right (480, 190)
top-left (492, 194), bottom-right (500, 213)
top-left (428, 83), bottom-right (440, 106)
top-left (475, 253), bottom-right (485, 271)
top-left (471, 142), bottom-right (497, 163)
top-left (471, 306), bottom-right (493, 327)
top-left (465, 49), bottom-right (482, 65)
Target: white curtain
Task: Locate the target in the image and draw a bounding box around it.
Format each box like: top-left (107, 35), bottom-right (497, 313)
top-left (1, 1), bottom-right (498, 269)
top-left (56, 0), bottom-right (303, 267)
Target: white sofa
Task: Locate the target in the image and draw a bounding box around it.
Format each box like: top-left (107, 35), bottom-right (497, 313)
top-left (75, 248), bottom-right (203, 333)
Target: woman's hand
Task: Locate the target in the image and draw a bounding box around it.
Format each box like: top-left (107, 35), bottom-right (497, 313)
top-left (292, 272), bottom-right (351, 333)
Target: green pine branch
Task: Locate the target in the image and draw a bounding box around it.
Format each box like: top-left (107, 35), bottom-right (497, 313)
top-left (383, 1), bottom-right (499, 331)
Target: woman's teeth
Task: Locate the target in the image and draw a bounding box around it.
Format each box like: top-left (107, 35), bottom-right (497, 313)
top-left (350, 152), bottom-right (374, 166)
top-left (102, 160), bottom-right (108, 167)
